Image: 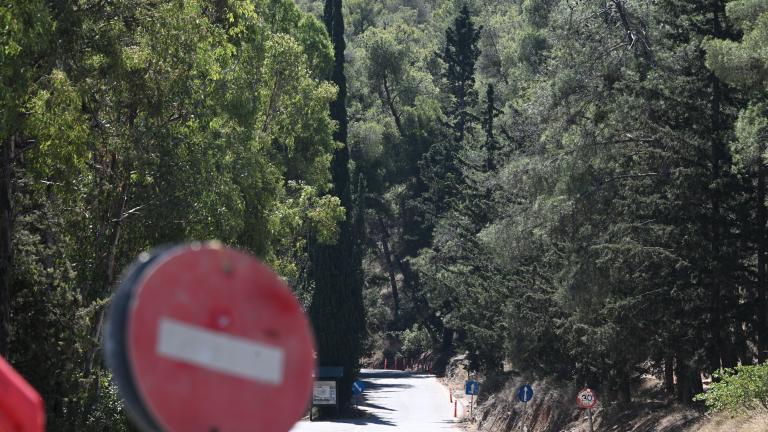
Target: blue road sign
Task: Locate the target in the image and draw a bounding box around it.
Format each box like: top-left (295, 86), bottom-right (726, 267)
top-left (517, 384), bottom-right (533, 402)
top-left (465, 380), bottom-right (480, 396)
top-left (352, 380), bottom-right (365, 395)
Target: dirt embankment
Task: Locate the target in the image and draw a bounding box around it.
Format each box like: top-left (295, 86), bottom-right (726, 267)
top-left (440, 355), bottom-right (768, 432)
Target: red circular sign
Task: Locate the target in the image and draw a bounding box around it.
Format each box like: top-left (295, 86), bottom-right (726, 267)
top-left (126, 244), bottom-right (316, 432)
top-left (576, 388), bottom-right (597, 409)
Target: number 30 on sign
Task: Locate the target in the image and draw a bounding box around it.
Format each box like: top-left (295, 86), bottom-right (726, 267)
top-left (576, 388), bottom-right (597, 409)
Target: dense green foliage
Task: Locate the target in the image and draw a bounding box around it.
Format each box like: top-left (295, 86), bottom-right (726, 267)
top-left (1, 0), bottom-right (353, 428)
top-left (4, 0), bottom-right (768, 426)
top-left (694, 363), bottom-right (768, 412)
top-left (298, 0), bottom-right (768, 407)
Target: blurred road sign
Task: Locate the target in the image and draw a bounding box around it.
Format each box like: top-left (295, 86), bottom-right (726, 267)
top-left (465, 380), bottom-right (480, 395)
top-left (105, 243), bottom-right (316, 432)
top-left (313, 381), bottom-right (337, 405)
top-left (352, 380), bottom-right (365, 395)
top-left (0, 356), bottom-right (45, 432)
top-left (517, 384), bottom-right (533, 402)
top-left (577, 388), bottom-right (598, 409)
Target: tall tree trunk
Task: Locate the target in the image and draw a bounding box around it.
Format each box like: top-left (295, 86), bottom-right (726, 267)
top-left (84, 180), bottom-right (129, 375)
top-left (382, 75), bottom-right (404, 137)
top-left (664, 355), bottom-right (675, 395)
top-left (758, 160), bottom-right (767, 362)
top-left (377, 215), bottom-right (400, 320)
top-left (0, 135), bottom-right (14, 357)
top-left (457, 88), bottom-right (466, 143)
top-left (707, 1), bottom-right (728, 371)
top-left (433, 326), bottom-right (454, 375)
top-left (675, 353), bottom-right (703, 404)
top-left (619, 370), bottom-right (632, 405)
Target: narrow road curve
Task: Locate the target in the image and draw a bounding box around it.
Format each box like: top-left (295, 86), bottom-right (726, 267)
top-left (291, 369), bottom-right (459, 431)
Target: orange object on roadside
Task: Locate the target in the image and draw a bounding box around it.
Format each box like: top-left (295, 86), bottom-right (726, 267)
top-left (0, 355), bottom-right (45, 432)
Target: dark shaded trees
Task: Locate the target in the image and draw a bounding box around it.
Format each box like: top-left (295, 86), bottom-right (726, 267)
top-left (338, 0), bottom-right (768, 407)
top-left (705, 0), bottom-right (768, 362)
top-left (309, 0), bottom-right (367, 410)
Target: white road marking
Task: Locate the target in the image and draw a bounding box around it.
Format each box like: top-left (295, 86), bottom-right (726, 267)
top-left (156, 317), bottom-right (285, 385)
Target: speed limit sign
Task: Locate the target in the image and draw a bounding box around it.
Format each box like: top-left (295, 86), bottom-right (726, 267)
top-left (576, 388), bottom-right (597, 409)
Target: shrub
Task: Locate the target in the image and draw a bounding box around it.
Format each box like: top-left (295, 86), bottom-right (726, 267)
top-left (694, 363), bottom-right (768, 413)
top-left (400, 325), bottom-right (433, 358)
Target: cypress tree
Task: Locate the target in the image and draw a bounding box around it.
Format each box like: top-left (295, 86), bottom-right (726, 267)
top-left (419, 5), bottom-right (483, 223)
top-left (438, 3), bottom-right (482, 144)
top-left (309, 0), bottom-right (366, 411)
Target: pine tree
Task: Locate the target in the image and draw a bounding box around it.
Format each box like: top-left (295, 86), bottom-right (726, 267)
top-left (705, 0), bottom-right (768, 362)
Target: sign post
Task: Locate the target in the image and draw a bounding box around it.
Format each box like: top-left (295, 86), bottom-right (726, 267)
top-left (453, 392), bottom-right (463, 418)
top-left (576, 388), bottom-right (598, 432)
top-left (465, 380), bottom-right (479, 418)
top-left (517, 384), bottom-right (534, 432)
top-left (352, 380), bottom-right (365, 408)
top-left (105, 243), bottom-right (317, 432)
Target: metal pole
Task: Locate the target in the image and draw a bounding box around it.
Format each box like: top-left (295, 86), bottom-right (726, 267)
top-left (522, 402), bottom-right (527, 432)
top-left (587, 408), bottom-right (594, 432)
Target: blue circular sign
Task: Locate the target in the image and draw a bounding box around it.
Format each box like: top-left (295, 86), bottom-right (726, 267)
top-left (517, 384), bottom-right (533, 402)
top-left (352, 380), bottom-right (365, 395)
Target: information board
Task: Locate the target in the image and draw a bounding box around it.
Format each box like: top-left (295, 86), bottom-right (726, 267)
top-left (313, 380), bottom-right (338, 405)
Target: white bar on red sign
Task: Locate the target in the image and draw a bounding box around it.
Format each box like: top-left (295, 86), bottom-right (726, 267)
top-left (156, 318), bottom-right (285, 385)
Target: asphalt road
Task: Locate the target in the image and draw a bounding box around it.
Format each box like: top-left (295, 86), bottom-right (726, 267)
top-left (290, 369), bottom-right (459, 431)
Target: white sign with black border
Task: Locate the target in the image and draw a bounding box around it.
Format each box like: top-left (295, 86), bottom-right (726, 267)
top-left (312, 381), bottom-right (337, 405)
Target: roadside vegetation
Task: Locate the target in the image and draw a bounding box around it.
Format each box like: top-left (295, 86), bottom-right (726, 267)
top-left (307, 0), bottom-right (768, 414)
top-left (2, 0), bottom-right (364, 428)
top-left (2, 0), bottom-right (768, 428)
top-left (695, 363), bottom-right (768, 413)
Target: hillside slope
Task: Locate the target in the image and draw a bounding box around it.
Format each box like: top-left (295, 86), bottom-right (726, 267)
top-left (441, 356), bottom-right (768, 432)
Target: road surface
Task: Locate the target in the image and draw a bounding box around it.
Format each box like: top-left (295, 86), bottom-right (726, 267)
top-left (291, 369), bottom-right (459, 431)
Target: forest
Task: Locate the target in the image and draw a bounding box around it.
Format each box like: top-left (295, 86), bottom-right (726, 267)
top-left (2, 0), bottom-right (768, 429)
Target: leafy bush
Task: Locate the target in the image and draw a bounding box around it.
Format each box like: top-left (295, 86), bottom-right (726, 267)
top-left (694, 363), bottom-right (768, 412)
top-left (400, 325), bottom-right (433, 358)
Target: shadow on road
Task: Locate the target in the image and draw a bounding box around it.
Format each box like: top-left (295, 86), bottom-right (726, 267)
top-left (360, 402), bottom-right (394, 412)
top-left (359, 370), bottom-right (433, 379)
top-left (308, 412), bottom-right (396, 427)
top-left (296, 368), bottom-right (457, 430)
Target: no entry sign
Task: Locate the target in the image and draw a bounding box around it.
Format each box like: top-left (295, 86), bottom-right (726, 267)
top-left (105, 243), bottom-right (316, 432)
top-left (0, 355), bottom-right (45, 432)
